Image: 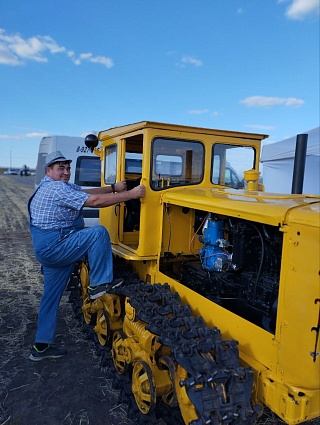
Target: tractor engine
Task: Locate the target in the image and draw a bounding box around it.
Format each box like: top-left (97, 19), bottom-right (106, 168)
top-left (199, 218), bottom-right (232, 272)
top-left (181, 215), bottom-right (282, 332)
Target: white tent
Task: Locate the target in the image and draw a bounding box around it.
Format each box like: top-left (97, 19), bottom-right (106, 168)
top-left (260, 127), bottom-right (320, 195)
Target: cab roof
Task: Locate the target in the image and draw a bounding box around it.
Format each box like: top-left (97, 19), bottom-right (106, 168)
top-left (98, 121), bottom-right (268, 141)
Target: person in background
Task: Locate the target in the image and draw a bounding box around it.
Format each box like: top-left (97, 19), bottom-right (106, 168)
top-left (28, 150), bottom-right (145, 361)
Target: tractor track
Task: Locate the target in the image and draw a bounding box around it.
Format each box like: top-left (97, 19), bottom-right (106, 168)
top-left (68, 259), bottom-right (261, 425)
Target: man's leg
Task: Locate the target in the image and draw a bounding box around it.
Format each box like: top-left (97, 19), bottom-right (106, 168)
top-left (35, 263), bottom-right (74, 344)
top-left (79, 226), bottom-right (113, 286)
top-left (41, 225), bottom-right (114, 285)
top-left (34, 225), bottom-right (116, 327)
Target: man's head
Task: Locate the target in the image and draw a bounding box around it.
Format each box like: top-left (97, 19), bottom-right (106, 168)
top-left (45, 151), bottom-right (72, 183)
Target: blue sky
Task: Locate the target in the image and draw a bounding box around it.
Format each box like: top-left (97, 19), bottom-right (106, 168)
top-left (0, 0), bottom-right (319, 169)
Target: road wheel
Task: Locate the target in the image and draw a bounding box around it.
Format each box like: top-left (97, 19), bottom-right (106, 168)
top-left (112, 331), bottom-right (128, 375)
top-left (94, 309), bottom-right (111, 346)
top-left (132, 360), bottom-right (156, 415)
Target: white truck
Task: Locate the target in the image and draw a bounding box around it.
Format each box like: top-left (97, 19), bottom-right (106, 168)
top-left (35, 135), bottom-right (101, 226)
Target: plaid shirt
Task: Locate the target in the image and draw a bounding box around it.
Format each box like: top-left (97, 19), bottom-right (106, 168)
top-left (29, 176), bottom-right (90, 229)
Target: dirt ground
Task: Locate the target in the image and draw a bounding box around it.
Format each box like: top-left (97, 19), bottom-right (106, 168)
top-left (0, 175), bottom-right (135, 425)
top-left (0, 174), bottom-right (318, 425)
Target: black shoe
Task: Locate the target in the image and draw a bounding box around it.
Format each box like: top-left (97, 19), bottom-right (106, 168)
top-left (88, 284), bottom-right (106, 300)
top-left (29, 345), bottom-right (67, 361)
top-left (107, 278), bottom-right (124, 292)
top-left (88, 278), bottom-right (124, 300)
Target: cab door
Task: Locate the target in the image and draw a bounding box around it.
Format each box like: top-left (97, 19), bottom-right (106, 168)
top-left (100, 139), bottom-right (124, 245)
top-left (101, 137), bottom-right (141, 249)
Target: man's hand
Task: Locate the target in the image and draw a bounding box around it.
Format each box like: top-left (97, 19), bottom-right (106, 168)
top-left (115, 180), bottom-right (127, 193)
top-left (129, 185), bottom-right (145, 199)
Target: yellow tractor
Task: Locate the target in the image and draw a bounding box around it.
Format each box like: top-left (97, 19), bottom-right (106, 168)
top-left (72, 121), bottom-right (319, 424)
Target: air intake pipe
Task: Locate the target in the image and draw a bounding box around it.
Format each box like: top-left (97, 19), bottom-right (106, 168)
top-left (291, 133), bottom-right (308, 194)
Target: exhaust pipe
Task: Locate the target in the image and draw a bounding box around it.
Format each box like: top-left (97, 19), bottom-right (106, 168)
top-left (291, 133), bottom-right (308, 194)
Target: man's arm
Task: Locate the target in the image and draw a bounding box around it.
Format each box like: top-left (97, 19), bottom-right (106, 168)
top-left (84, 185), bottom-right (145, 208)
top-left (83, 180), bottom-right (127, 195)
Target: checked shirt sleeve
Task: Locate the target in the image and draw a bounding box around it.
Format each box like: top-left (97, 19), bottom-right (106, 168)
top-left (30, 180), bottom-right (91, 229)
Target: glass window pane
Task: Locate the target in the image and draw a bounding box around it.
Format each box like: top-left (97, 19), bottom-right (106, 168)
top-left (155, 154), bottom-right (182, 176)
top-left (151, 137), bottom-right (204, 190)
top-left (211, 144), bottom-right (255, 189)
top-left (104, 145), bottom-right (117, 184)
top-left (75, 156), bottom-right (101, 187)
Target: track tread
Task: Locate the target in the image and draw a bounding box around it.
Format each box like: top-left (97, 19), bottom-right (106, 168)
top-left (69, 262), bottom-right (262, 425)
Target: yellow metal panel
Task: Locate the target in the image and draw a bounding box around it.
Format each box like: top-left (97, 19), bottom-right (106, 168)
top-left (258, 372), bottom-right (320, 424)
top-left (100, 203), bottom-right (119, 243)
top-left (162, 188), bottom-right (320, 227)
top-left (286, 201), bottom-right (320, 227)
top-left (276, 222), bottom-right (320, 388)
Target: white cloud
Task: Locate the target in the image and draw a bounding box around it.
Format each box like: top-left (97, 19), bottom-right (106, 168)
top-left (90, 56), bottom-right (114, 68)
top-left (245, 124), bottom-right (275, 130)
top-left (280, 0), bottom-right (320, 20)
top-left (181, 55), bottom-right (203, 67)
top-left (0, 28), bottom-right (114, 68)
top-left (13, 36), bottom-right (66, 61)
top-left (284, 97), bottom-right (305, 107)
top-left (240, 96), bottom-right (304, 108)
top-left (0, 42), bottom-right (21, 65)
top-left (0, 29), bottom-right (66, 64)
top-left (71, 52), bottom-right (113, 68)
top-left (0, 132), bottom-right (49, 139)
top-left (188, 109), bottom-right (209, 115)
top-left (187, 109), bottom-right (222, 117)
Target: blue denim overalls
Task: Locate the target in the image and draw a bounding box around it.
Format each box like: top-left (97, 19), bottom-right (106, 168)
top-left (28, 183), bottom-right (113, 344)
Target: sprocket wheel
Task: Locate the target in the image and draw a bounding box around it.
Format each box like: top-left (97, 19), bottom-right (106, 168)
top-left (132, 360), bottom-right (157, 415)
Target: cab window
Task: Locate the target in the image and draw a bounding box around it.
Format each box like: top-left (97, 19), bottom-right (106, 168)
top-left (151, 137), bottom-right (204, 190)
top-left (212, 144), bottom-right (255, 188)
top-left (104, 145), bottom-right (117, 184)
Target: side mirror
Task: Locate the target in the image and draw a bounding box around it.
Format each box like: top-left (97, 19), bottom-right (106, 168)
top-left (85, 134), bottom-right (99, 152)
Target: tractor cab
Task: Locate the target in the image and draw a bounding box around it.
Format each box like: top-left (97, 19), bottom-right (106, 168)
top-left (85, 121), bottom-right (266, 263)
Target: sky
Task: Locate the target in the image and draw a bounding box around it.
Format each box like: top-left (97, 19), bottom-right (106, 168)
top-left (0, 0), bottom-right (319, 169)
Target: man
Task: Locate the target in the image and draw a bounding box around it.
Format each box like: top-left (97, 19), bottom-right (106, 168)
top-left (28, 151), bottom-right (145, 361)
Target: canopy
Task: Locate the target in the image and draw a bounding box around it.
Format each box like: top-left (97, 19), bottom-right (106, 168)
top-left (260, 127), bottom-right (320, 195)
